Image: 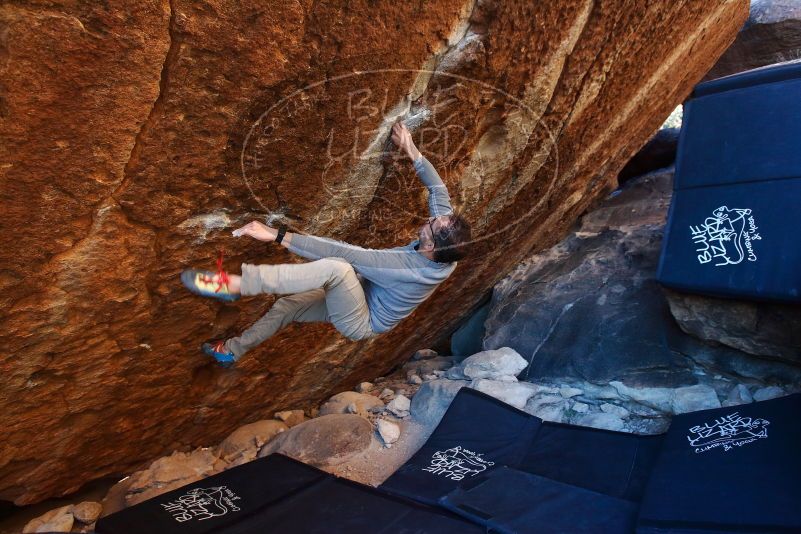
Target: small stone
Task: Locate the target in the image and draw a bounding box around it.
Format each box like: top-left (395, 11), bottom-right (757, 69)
top-left (23, 505), bottom-right (74, 533)
top-left (72, 502), bottom-right (102, 524)
top-left (672, 385), bottom-right (721, 414)
top-left (356, 382), bottom-right (374, 393)
top-left (471, 379), bottom-right (538, 409)
top-left (379, 388), bottom-right (395, 400)
top-left (723, 384), bottom-right (753, 407)
top-left (461, 347), bottom-right (527, 380)
top-left (753, 386), bottom-right (784, 402)
top-left (387, 395), bottom-right (411, 417)
top-left (218, 420), bottom-right (288, 462)
top-left (600, 403), bottom-right (630, 419)
top-left (376, 419), bottom-right (401, 445)
top-left (274, 409), bottom-right (307, 427)
top-left (576, 412), bottom-right (626, 432)
top-left (422, 374), bottom-right (437, 381)
top-left (319, 392), bottom-right (384, 416)
top-left (407, 373), bottom-right (422, 385)
top-left (572, 402), bottom-right (589, 413)
top-left (560, 386), bottom-right (583, 398)
top-left (413, 349), bottom-right (439, 360)
top-left (445, 366), bottom-right (468, 380)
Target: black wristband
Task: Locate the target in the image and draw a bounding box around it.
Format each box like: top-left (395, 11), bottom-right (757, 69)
top-left (275, 224), bottom-right (287, 245)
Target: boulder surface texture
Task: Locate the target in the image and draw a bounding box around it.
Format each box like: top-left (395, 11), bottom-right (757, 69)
top-left (0, 0), bottom-right (746, 503)
top-left (705, 0), bottom-right (801, 80)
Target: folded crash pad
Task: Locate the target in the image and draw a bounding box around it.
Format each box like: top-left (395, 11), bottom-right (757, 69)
top-left (380, 387), bottom-right (541, 505)
top-left (518, 421), bottom-right (664, 502)
top-left (96, 453), bottom-right (480, 534)
top-left (440, 466), bottom-right (638, 534)
top-left (636, 393), bottom-right (801, 533)
top-left (657, 61), bottom-right (801, 301)
top-left (223, 476), bottom-right (483, 534)
top-left (95, 454), bottom-right (327, 534)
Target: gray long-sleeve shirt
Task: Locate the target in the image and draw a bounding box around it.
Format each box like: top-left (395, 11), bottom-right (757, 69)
top-left (287, 155), bottom-right (457, 333)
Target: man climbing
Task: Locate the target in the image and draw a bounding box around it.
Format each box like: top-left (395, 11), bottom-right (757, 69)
top-left (181, 120), bottom-right (471, 367)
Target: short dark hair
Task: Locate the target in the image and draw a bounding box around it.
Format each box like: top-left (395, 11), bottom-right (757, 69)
top-left (432, 212), bottom-right (471, 263)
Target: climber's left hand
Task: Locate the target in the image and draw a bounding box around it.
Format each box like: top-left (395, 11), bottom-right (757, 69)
top-left (232, 221), bottom-right (277, 242)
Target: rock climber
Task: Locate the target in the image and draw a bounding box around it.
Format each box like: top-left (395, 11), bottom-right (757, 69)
top-left (181, 120), bottom-right (472, 367)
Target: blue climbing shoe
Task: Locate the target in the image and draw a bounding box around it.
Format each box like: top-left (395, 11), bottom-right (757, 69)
top-left (202, 340), bottom-right (237, 368)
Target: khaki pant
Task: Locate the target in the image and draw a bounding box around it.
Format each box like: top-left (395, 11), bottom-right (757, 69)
top-left (224, 258), bottom-right (376, 358)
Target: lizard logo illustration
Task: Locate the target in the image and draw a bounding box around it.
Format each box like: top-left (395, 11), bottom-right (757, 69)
top-left (422, 446), bottom-right (495, 481)
top-left (160, 486), bottom-right (243, 523)
top-left (687, 412), bottom-right (770, 454)
top-left (689, 205), bottom-right (761, 267)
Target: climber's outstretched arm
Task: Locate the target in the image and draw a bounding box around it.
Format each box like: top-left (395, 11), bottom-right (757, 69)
top-left (391, 120), bottom-right (453, 217)
top-left (232, 221), bottom-right (417, 275)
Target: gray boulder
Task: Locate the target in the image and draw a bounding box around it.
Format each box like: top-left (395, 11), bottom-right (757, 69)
top-left (665, 289), bottom-right (801, 365)
top-left (259, 414), bottom-right (373, 467)
top-left (705, 0), bottom-right (801, 81)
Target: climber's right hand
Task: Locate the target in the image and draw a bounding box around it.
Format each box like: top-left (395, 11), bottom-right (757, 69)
top-left (391, 119), bottom-right (422, 162)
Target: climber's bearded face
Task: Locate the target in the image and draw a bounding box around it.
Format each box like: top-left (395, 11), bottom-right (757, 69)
top-left (419, 215), bottom-right (450, 247)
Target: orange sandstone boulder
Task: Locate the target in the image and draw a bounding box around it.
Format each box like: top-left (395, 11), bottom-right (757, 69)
top-left (0, 0), bottom-right (747, 503)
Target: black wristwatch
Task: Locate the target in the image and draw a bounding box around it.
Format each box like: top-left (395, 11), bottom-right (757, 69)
top-left (275, 224), bottom-right (288, 245)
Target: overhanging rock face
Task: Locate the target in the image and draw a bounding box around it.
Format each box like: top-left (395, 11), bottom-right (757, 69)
top-left (0, 0), bottom-right (747, 504)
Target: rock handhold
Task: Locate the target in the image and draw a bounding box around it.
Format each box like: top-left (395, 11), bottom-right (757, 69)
top-left (259, 414), bottom-right (373, 468)
top-left (376, 419), bottom-right (401, 446)
top-left (319, 392), bottom-right (384, 416)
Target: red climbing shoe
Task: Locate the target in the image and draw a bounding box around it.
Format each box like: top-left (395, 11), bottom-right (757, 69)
top-left (181, 251), bottom-right (240, 302)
